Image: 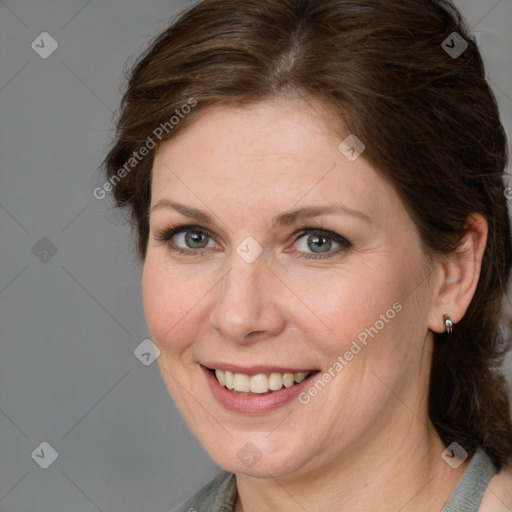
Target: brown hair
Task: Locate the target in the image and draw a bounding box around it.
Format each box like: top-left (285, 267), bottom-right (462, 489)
top-left (103, 0), bottom-right (512, 469)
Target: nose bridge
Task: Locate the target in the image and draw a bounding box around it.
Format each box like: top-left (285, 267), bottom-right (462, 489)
top-left (217, 256), bottom-right (265, 322)
top-left (210, 251), bottom-right (284, 342)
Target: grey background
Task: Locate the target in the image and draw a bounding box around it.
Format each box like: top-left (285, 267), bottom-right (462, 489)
top-left (0, 0), bottom-right (511, 510)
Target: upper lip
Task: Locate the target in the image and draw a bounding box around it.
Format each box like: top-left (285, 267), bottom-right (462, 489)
top-left (201, 363), bottom-right (318, 375)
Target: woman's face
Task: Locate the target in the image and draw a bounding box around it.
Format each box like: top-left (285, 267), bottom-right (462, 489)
top-left (143, 99), bottom-right (440, 478)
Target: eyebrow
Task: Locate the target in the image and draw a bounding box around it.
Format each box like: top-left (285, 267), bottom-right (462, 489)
top-left (150, 199), bottom-right (371, 227)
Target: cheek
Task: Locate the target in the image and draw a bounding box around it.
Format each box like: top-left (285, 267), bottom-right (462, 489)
top-left (142, 240), bottom-right (425, 367)
top-left (142, 256), bottom-right (206, 352)
top-left (332, 268), bottom-right (430, 378)
top-left (301, 266), bottom-right (402, 355)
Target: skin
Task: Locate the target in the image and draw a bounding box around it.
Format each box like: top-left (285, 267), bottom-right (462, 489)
top-left (142, 98), bottom-right (509, 511)
top-left (480, 470), bottom-right (512, 511)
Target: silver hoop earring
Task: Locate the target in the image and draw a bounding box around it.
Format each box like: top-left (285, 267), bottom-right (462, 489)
top-left (443, 314), bottom-right (453, 334)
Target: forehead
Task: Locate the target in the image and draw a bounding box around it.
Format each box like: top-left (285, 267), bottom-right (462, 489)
top-left (150, 100), bottom-right (404, 229)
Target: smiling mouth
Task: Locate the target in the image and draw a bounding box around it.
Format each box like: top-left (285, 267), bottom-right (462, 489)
top-left (207, 367), bottom-right (319, 395)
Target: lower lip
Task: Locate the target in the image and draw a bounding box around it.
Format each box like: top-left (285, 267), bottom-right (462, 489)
top-left (201, 365), bottom-right (318, 414)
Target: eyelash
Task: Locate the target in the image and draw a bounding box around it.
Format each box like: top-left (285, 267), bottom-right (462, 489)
top-left (154, 224), bottom-right (353, 260)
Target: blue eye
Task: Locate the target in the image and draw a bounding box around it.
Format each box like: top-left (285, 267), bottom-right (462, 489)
top-left (154, 224), bottom-right (352, 259)
top-left (155, 225), bottom-right (216, 256)
top-left (296, 233), bottom-right (337, 253)
top-left (292, 230), bottom-right (352, 259)
top-left (174, 229), bottom-right (212, 249)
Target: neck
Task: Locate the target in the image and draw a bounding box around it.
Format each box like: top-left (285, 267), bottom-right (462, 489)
top-left (234, 420), bottom-right (469, 512)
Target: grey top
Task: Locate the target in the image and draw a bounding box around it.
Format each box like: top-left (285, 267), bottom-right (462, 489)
top-left (173, 448), bottom-right (495, 512)
top-left (440, 448), bottom-right (496, 512)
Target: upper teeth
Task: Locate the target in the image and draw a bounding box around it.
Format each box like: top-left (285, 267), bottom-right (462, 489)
top-left (214, 369), bottom-right (311, 394)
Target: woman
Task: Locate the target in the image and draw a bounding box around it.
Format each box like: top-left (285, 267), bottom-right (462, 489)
top-left (103, 0), bottom-right (512, 509)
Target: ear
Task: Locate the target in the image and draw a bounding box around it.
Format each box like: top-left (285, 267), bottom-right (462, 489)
top-left (428, 213), bottom-right (488, 333)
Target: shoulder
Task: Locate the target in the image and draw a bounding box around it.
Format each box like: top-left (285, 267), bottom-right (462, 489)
top-left (479, 469), bottom-right (512, 511)
top-left (171, 470), bottom-right (237, 512)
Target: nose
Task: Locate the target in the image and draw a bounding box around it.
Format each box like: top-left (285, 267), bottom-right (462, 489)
top-left (209, 255), bottom-right (287, 345)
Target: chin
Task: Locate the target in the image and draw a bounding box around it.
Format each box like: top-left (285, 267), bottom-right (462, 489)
top-left (204, 435), bottom-right (315, 478)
